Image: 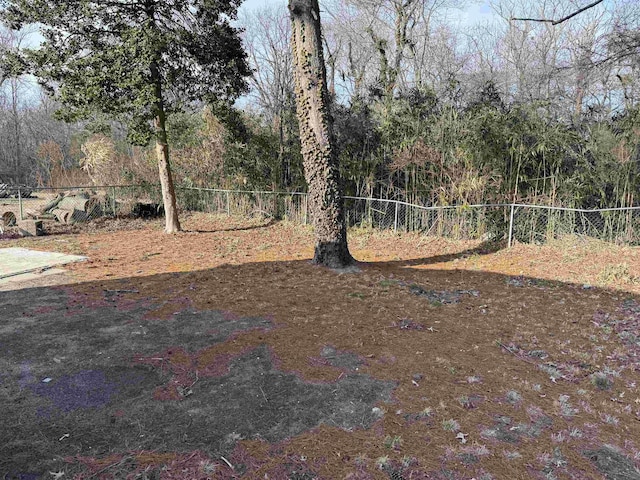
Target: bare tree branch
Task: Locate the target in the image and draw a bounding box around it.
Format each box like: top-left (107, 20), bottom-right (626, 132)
top-left (510, 0), bottom-right (605, 25)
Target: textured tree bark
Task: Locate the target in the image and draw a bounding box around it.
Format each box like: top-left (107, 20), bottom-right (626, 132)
top-left (288, 0), bottom-right (354, 268)
top-left (151, 62), bottom-right (181, 234)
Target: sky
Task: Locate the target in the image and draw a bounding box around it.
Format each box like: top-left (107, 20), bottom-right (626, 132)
top-left (239, 0), bottom-right (496, 27)
top-left (3, 0), bottom-right (496, 106)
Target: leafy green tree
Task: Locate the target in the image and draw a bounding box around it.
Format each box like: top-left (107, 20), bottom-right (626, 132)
top-left (1, 0), bottom-right (251, 233)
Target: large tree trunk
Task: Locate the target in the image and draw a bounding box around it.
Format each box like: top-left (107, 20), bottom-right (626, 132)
top-left (151, 62), bottom-right (181, 234)
top-left (288, 0), bottom-right (354, 268)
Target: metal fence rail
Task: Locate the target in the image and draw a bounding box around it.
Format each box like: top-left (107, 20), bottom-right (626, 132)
top-left (2, 184), bottom-right (640, 246)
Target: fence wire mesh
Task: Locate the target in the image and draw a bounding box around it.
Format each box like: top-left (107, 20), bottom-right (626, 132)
top-left (511, 205), bottom-right (640, 245)
top-left (3, 184), bottom-right (640, 246)
top-left (175, 188), bottom-right (307, 223)
top-left (343, 197), bottom-right (507, 240)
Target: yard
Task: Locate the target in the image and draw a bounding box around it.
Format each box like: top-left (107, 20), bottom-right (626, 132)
top-left (2, 212), bottom-right (640, 479)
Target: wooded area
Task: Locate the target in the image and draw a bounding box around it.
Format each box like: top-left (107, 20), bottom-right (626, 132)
top-left (1, 0), bottom-right (640, 211)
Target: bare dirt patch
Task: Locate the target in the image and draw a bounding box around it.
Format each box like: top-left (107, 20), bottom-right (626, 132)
top-left (2, 213), bottom-right (640, 479)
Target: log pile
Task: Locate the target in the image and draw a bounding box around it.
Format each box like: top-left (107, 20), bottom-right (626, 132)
top-left (1, 211), bottom-right (16, 227)
top-left (27, 191), bottom-right (106, 225)
top-left (1, 189), bottom-right (163, 229)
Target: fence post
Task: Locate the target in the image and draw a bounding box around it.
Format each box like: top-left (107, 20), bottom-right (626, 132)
top-left (18, 189), bottom-right (23, 221)
top-left (394, 201), bottom-right (398, 233)
top-left (303, 194), bottom-right (308, 225)
top-left (111, 186), bottom-right (117, 216)
top-left (508, 204), bottom-right (515, 248)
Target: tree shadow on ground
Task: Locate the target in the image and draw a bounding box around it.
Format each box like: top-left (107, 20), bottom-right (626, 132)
top-left (373, 238), bottom-right (504, 268)
top-left (186, 218), bottom-right (277, 234)
top-left (1, 256), bottom-right (639, 479)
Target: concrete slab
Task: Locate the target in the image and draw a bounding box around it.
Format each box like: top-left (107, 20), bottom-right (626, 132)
top-left (0, 267), bottom-right (67, 287)
top-left (0, 247), bottom-right (87, 279)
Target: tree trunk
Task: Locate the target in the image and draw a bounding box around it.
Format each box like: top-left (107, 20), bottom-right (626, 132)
top-left (10, 79), bottom-right (21, 182)
top-left (151, 62), bottom-right (181, 234)
top-left (288, 0), bottom-right (354, 268)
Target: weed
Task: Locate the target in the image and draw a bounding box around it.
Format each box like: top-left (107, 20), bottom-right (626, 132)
top-left (347, 292), bottom-right (366, 299)
top-left (375, 456), bottom-right (390, 469)
top-left (539, 363), bottom-right (564, 382)
top-left (384, 435), bottom-right (403, 450)
top-left (568, 428), bottom-right (583, 438)
top-left (591, 372), bottom-right (613, 391)
top-left (401, 456), bottom-right (417, 468)
top-left (419, 407), bottom-right (434, 418)
top-left (442, 419), bottom-right (461, 432)
top-left (603, 366), bottom-right (621, 377)
top-left (577, 352), bottom-right (591, 362)
top-left (379, 279), bottom-right (399, 288)
top-left (539, 447), bottom-right (568, 475)
top-left (557, 395), bottom-right (579, 418)
top-left (600, 414), bottom-right (619, 426)
top-left (354, 453), bottom-right (368, 467)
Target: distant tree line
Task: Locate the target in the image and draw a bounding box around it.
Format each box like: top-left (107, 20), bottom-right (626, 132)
top-left (1, 0), bottom-right (640, 211)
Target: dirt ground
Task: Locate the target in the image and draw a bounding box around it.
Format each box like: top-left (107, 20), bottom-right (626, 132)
top-left (2, 212), bottom-right (640, 479)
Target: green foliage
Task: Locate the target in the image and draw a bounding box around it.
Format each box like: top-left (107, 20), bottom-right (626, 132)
top-left (325, 76), bottom-right (640, 210)
top-left (217, 104), bottom-right (304, 191)
top-left (166, 112), bottom-right (206, 149)
top-left (2, 0), bottom-right (251, 145)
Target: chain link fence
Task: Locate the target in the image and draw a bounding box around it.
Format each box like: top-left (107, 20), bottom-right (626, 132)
top-left (509, 204), bottom-right (640, 246)
top-left (3, 184), bottom-right (640, 246)
top-left (343, 197), bottom-right (507, 240)
top-left (175, 187), bottom-right (308, 223)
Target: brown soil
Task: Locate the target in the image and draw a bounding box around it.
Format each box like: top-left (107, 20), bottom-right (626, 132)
top-left (2, 212), bottom-right (640, 479)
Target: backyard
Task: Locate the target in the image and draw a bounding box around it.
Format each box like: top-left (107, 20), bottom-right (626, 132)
top-left (2, 212), bottom-right (640, 479)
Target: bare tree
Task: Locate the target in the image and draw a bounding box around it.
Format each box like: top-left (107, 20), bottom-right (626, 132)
top-left (242, 6), bottom-right (293, 122)
top-left (510, 0), bottom-right (605, 25)
top-left (504, 0), bottom-right (638, 117)
top-left (322, 0), bottom-right (465, 101)
top-left (241, 5), bottom-right (298, 186)
top-left (0, 25), bottom-right (38, 182)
